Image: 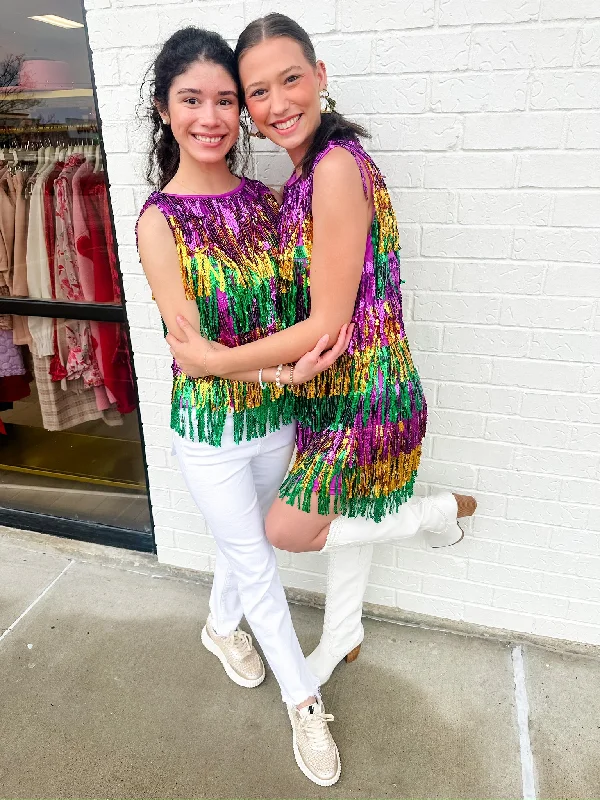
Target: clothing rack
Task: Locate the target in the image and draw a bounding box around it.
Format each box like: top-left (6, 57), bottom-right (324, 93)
top-left (0, 124), bottom-right (99, 148)
top-left (0, 139), bottom-right (103, 192)
top-left (0, 138), bottom-right (135, 435)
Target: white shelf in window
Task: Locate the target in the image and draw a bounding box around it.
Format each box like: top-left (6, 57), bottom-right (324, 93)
top-left (0, 89), bottom-right (93, 100)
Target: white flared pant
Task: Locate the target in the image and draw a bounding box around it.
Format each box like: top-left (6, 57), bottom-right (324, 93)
top-left (172, 418), bottom-right (319, 705)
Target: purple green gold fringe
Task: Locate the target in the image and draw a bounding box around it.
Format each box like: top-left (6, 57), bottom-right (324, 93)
top-left (137, 179), bottom-right (294, 446)
top-left (171, 366), bottom-right (296, 445)
top-left (277, 140), bottom-right (427, 521)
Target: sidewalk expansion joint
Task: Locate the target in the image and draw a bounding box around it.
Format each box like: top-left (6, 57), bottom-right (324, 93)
top-left (512, 644), bottom-right (537, 800)
top-left (0, 560), bottom-right (74, 647)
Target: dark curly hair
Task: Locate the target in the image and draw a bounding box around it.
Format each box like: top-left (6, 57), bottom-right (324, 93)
top-left (141, 27), bottom-right (250, 189)
top-left (235, 13), bottom-right (369, 179)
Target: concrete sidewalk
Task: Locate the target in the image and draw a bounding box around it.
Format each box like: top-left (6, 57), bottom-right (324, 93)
top-left (0, 527), bottom-right (599, 799)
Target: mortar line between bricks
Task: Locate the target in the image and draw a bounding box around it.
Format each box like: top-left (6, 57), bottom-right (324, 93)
top-left (432, 404), bottom-right (600, 419)
top-left (329, 66), bottom-right (600, 78)
top-left (412, 323), bottom-right (600, 336)
top-left (0, 561), bottom-right (74, 648)
top-left (253, 143), bottom-right (600, 154)
top-left (512, 645), bottom-right (537, 799)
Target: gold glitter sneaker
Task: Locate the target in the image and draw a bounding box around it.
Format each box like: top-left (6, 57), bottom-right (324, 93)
top-left (201, 616), bottom-right (265, 688)
top-left (287, 699), bottom-right (341, 786)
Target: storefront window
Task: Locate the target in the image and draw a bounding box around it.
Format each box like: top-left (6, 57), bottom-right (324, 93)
top-left (0, 3), bottom-right (151, 545)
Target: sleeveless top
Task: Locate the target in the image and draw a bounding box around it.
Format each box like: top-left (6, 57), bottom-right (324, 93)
top-left (138, 177), bottom-right (294, 446)
top-left (277, 140), bottom-right (427, 522)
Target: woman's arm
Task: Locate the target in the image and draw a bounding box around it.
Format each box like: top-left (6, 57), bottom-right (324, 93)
top-left (137, 205), bottom-right (203, 341)
top-left (138, 208), bottom-right (266, 381)
top-left (170, 317), bottom-right (354, 385)
top-left (166, 148), bottom-right (371, 378)
top-left (138, 203), bottom-right (353, 385)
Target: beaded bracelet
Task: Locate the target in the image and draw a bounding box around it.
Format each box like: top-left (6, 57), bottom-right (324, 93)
top-left (258, 368), bottom-right (265, 389)
top-left (289, 363), bottom-right (296, 386)
top-left (275, 363), bottom-right (283, 389)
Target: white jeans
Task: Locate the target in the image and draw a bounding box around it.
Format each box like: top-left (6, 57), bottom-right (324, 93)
top-left (172, 418), bottom-right (319, 705)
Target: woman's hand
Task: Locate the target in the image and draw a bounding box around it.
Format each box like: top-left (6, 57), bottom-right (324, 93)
top-left (292, 323), bottom-right (354, 385)
top-left (165, 317), bottom-right (221, 378)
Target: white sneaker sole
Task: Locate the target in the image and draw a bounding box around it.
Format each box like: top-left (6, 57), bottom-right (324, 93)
top-left (287, 707), bottom-right (342, 787)
top-left (201, 625), bottom-right (265, 689)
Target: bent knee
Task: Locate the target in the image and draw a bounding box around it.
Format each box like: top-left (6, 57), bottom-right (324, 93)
top-left (265, 516), bottom-right (294, 552)
top-left (265, 509), bottom-right (311, 553)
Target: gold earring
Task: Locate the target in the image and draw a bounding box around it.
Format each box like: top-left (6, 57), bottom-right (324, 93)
top-left (320, 88), bottom-right (336, 114)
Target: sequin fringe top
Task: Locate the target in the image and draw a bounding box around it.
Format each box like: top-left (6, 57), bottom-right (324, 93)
top-left (138, 178), bottom-right (294, 446)
top-left (277, 140), bottom-right (427, 522)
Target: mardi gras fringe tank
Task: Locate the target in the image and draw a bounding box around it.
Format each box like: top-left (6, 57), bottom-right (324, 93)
top-left (138, 178), bottom-right (295, 446)
top-left (277, 141), bottom-right (427, 522)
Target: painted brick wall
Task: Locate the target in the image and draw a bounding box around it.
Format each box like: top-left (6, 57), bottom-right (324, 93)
top-left (84, 0), bottom-right (600, 645)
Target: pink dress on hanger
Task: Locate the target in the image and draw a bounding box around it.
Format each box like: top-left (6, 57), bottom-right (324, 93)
top-left (53, 155), bottom-right (103, 388)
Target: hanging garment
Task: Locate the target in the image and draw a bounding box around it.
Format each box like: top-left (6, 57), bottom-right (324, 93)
top-left (53, 155), bottom-right (85, 302)
top-left (26, 157), bottom-right (57, 356)
top-left (11, 169), bottom-right (32, 346)
top-left (0, 327), bottom-right (31, 404)
top-left (0, 167), bottom-right (15, 293)
top-left (95, 321), bottom-right (136, 415)
top-left (0, 167), bottom-right (13, 331)
top-left (0, 286), bottom-right (12, 331)
top-left (42, 160), bottom-right (65, 299)
top-left (83, 173), bottom-right (121, 301)
top-left (79, 174), bottom-right (134, 413)
top-left (12, 169), bottom-right (29, 294)
top-left (71, 158), bottom-right (96, 301)
top-left (0, 374), bottom-right (31, 404)
top-left (32, 345), bottom-right (118, 431)
top-left (0, 329), bottom-right (26, 377)
top-left (0, 202), bottom-right (8, 291)
top-left (71, 158), bottom-right (116, 411)
top-left (53, 155), bottom-right (103, 388)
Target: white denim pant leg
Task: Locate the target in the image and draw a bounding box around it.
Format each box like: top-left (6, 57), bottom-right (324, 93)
top-left (210, 544), bottom-right (242, 636)
top-left (172, 420), bottom-right (318, 705)
top-left (208, 419), bottom-right (295, 636)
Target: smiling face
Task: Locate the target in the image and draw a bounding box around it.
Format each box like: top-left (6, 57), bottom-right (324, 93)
top-left (160, 59), bottom-right (240, 169)
top-left (239, 36), bottom-right (327, 164)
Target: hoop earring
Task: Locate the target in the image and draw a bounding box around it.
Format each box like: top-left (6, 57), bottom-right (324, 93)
top-left (320, 88), bottom-right (336, 114)
top-left (242, 109), bottom-right (266, 139)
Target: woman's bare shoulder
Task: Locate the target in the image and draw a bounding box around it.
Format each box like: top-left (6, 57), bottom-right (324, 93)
top-left (313, 146), bottom-right (366, 196)
top-left (137, 203), bottom-right (170, 244)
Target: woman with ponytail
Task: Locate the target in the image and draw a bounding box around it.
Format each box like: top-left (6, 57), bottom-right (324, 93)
top-left (169, 12), bottom-right (477, 705)
top-left (136, 26), bottom-right (351, 786)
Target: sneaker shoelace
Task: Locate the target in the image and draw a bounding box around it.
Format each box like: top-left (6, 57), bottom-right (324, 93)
top-left (299, 707), bottom-right (335, 751)
top-left (225, 628), bottom-right (253, 658)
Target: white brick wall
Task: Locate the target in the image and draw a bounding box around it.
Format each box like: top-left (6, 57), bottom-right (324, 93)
top-left (85, 0), bottom-right (600, 646)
